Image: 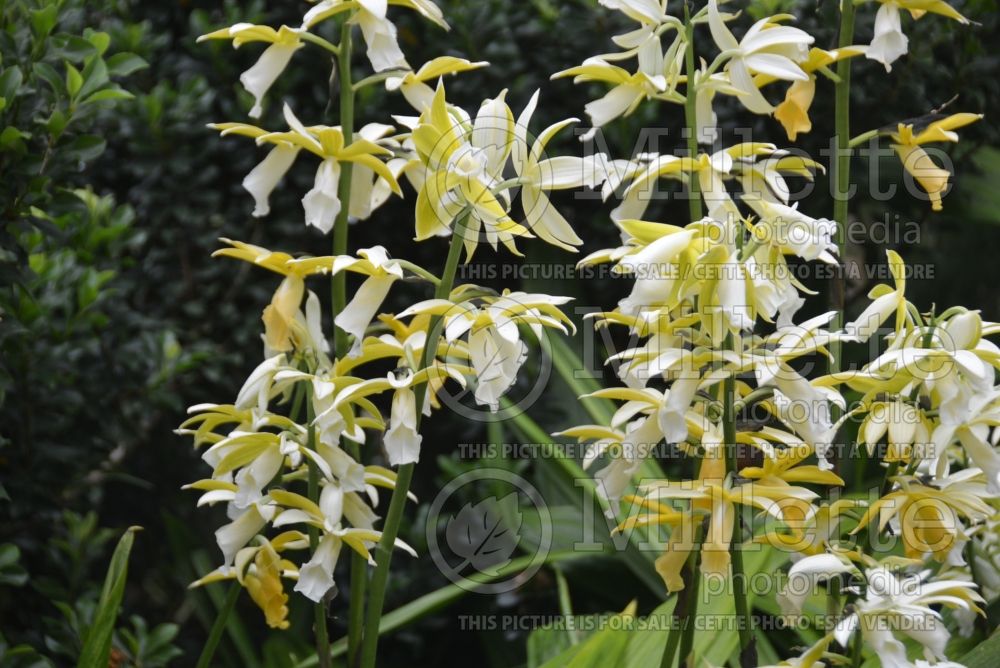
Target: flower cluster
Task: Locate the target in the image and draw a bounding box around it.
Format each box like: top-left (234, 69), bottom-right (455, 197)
top-left (183, 0), bottom-right (605, 654)
top-left (556, 1), bottom-right (994, 666)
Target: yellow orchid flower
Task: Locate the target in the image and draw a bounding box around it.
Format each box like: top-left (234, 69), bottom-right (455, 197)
top-left (640, 456), bottom-right (823, 587)
top-left (753, 46), bottom-right (865, 141)
top-left (738, 441), bottom-right (845, 488)
top-left (843, 249), bottom-right (909, 342)
top-left (213, 104), bottom-right (401, 232)
top-left (411, 83), bottom-right (531, 259)
top-left (270, 484), bottom-right (417, 601)
top-left (706, 0), bottom-right (813, 115)
top-left (190, 535), bottom-right (302, 629)
top-left (755, 499), bottom-right (857, 557)
top-left (199, 24), bottom-right (303, 118)
top-left (386, 56), bottom-right (489, 111)
top-left (852, 477), bottom-right (993, 561)
top-left (398, 289), bottom-right (574, 411)
top-left (242, 539), bottom-right (293, 629)
top-left (887, 112), bottom-right (982, 211)
top-left (858, 398), bottom-right (933, 464)
top-left (214, 239), bottom-right (337, 353)
top-left (303, 0), bottom-right (449, 72)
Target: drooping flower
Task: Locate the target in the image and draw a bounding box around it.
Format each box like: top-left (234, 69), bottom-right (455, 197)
top-left (864, 0), bottom-right (968, 72)
top-left (706, 0), bottom-right (814, 114)
top-left (386, 56), bottom-right (489, 111)
top-left (753, 47), bottom-right (865, 141)
top-left (198, 24), bottom-right (304, 118)
top-left (211, 105), bottom-right (402, 232)
top-left (510, 90), bottom-right (596, 251)
top-left (398, 290), bottom-right (575, 411)
top-left (303, 0), bottom-right (449, 72)
top-left (330, 246), bottom-right (406, 355)
top-left (886, 112), bottom-right (982, 212)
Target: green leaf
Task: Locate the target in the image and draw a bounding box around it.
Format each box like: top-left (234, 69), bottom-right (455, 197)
top-left (76, 526), bottom-right (141, 668)
top-left (82, 87), bottom-right (134, 105)
top-left (63, 135), bottom-right (107, 163)
top-left (51, 34), bottom-right (98, 62)
top-left (0, 543), bottom-right (28, 587)
top-left (540, 604), bottom-right (636, 668)
top-left (106, 53), bottom-right (148, 77)
top-left (959, 629), bottom-right (1000, 668)
top-left (32, 62), bottom-right (63, 96)
top-left (78, 58), bottom-right (109, 101)
top-left (46, 109), bottom-right (69, 136)
top-left (0, 126), bottom-right (30, 151)
top-left (30, 5), bottom-right (59, 39)
top-left (85, 30), bottom-right (111, 57)
top-left (0, 67), bottom-right (23, 101)
top-left (65, 62), bottom-right (83, 97)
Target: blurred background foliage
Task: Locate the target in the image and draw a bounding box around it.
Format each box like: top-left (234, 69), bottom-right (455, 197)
top-left (0, 0), bottom-right (997, 665)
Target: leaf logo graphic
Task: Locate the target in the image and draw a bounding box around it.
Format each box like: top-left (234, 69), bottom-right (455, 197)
top-left (444, 493), bottom-right (522, 576)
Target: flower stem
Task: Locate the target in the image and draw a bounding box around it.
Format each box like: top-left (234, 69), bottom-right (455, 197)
top-left (332, 20), bottom-right (355, 359)
top-left (661, 520), bottom-right (704, 668)
top-left (327, 21), bottom-right (367, 667)
top-left (358, 212), bottom-right (469, 668)
top-left (829, 0), bottom-right (856, 376)
top-left (305, 391), bottom-right (332, 668)
top-left (195, 580), bottom-right (242, 668)
top-left (676, 534), bottom-right (703, 667)
top-left (723, 362), bottom-right (756, 667)
top-left (683, 1), bottom-right (703, 223)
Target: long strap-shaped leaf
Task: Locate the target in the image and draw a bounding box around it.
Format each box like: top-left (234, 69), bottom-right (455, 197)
top-left (294, 550), bottom-right (591, 667)
top-left (76, 526), bottom-right (141, 668)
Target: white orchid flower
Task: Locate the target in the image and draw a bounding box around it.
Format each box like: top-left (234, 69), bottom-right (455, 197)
top-left (330, 246), bottom-right (405, 355)
top-left (386, 57), bottom-right (489, 111)
top-left (598, 0), bottom-right (668, 25)
top-left (833, 566), bottom-right (983, 667)
top-left (304, 0), bottom-right (449, 71)
top-left (511, 90), bottom-right (600, 252)
top-left (865, 0), bottom-right (968, 72)
top-left (707, 0), bottom-right (813, 114)
top-left (211, 105), bottom-right (401, 232)
top-left (199, 24), bottom-right (304, 118)
top-left (398, 291), bottom-right (574, 411)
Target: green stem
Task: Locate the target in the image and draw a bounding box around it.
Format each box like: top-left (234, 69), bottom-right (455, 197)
top-left (683, 2), bottom-right (702, 223)
top-left (554, 566), bottom-right (580, 646)
top-left (358, 213), bottom-right (469, 668)
top-left (850, 627), bottom-right (864, 667)
top-left (723, 365), bottom-right (755, 667)
top-left (830, 0), bottom-right (856, 484)
top-left (300, 32), bottom-right (340, 56)
top-left (326, 22), bottom-right (366, 667)
top-left (195, 581), bottom-right (242, 668)
top-left (332, 20), bottom-right (355, 359)
top-left (306, 396), bottom-right (331, 668)
top-left (352, 68), bottom-right (409, 91)
top-left (829, 0), bottom-right (856, 376)
top-left (676, 536), bottom-right (703, 668)
top-left (397, 259), bottom-right (441, 285)
top-left (662, 521), bottom-right (704, 668)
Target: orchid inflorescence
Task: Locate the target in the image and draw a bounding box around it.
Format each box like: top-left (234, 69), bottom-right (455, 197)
top-left (183, 0), bottom-right (996, 666)
top-left (554, 1), bottom-right (994, 666)
top-left (183, 0), bottom-right (611, 664)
